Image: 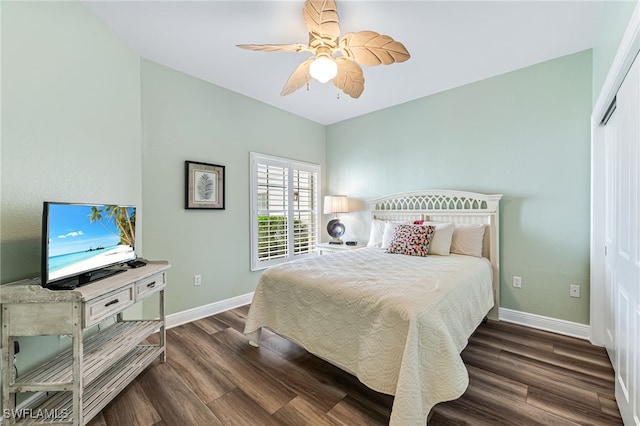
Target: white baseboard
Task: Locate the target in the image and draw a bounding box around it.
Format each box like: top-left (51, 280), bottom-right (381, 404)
top-left (165, 292), bottom-right (254, 329)
top-left (498, 307), bottom-right (591, 340)
top-left (166, 297), bottom-right (592, 340)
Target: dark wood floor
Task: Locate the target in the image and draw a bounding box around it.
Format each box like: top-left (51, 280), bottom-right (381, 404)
top-left (88, 305), bottom-right (622, 425)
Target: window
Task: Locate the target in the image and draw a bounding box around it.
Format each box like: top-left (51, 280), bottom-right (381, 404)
top-left (250, 152), bottom-right (320, 270)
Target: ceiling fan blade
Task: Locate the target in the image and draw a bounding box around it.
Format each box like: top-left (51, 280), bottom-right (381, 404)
top-left (339, 31), bottom-right (410, 66)
top-left (302, 0), bottom-right (340, 41)
top-left (237, 43), bottom-right (308, 53)
top-left (281, 59), bottom-right (313, 96)
top-left (332, 57), bottom-right (364, 99)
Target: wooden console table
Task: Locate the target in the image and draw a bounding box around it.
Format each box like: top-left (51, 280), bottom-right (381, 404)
top-left (1, 260), bottom-right (170, 425)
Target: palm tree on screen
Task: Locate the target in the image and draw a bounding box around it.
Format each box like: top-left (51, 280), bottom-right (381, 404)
top-left (89, 206), bottom-right (135, 248)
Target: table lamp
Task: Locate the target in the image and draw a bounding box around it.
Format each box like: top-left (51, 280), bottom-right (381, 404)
top-left (324, 195), bottom-right (349, 244)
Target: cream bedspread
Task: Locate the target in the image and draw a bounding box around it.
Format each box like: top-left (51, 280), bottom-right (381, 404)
top-left (244, 248), bottom-right (494, 425)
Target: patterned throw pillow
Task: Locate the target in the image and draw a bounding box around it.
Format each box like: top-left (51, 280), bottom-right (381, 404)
top-left (387, 224), bottom-right (436, 257)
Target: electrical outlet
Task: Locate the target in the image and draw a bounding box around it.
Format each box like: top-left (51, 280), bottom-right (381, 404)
top-left (570, 284), bottom-right (581, 298)
top-left (512, 276), bottom-right (522, 288)
top-left (194, 274), bottom-right (202, 286)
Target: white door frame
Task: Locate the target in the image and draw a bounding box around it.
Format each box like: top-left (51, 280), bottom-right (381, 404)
top-left (590, 3), bottom-right (640, 347)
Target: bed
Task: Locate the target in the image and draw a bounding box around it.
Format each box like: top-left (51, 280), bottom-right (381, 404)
top-left (244, 190), bottom-right (502, 425)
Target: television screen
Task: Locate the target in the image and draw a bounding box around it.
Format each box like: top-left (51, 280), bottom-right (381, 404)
top-left (42, 202), bottom-right (137, 288)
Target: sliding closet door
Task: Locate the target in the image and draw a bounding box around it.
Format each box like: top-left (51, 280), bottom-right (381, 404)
top-left (604, 109), bottom-right (617, 363)
top-left (610, 54), bottom-right (640, 426)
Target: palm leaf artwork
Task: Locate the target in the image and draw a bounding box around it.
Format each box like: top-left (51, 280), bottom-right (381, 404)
top-left (197, 173), bottom-right (216, 201)
top-left (237, 0), bottom-right (409, 99)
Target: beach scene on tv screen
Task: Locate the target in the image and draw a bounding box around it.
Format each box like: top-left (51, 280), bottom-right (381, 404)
top-left (48, 204), bottom-right (136, 281)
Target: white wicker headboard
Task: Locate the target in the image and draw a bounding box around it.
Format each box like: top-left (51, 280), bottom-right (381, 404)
top-left (368, 190), bottom-right (502, 320)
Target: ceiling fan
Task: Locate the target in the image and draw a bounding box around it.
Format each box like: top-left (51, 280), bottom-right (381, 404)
top-left (237, 0), bottom-right (410, 99)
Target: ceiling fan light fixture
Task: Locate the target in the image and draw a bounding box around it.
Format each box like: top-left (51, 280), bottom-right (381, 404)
top-left (309, 55), bottom-right (338, 83)
top-left (238, 0), bottom-right (410, 98)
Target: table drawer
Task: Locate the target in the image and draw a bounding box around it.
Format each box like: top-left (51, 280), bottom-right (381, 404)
top-left (84, 285), bottom-right (134, 327)
top-left (135, 273), bottom-right (165, 300)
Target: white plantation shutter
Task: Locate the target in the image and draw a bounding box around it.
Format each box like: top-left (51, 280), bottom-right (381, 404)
top-left (250, 153), bottom-right (320, 270)
top-left (256, 160), bottom-right (288, 262)
top-left (291, 167), bottom-right (318, 255)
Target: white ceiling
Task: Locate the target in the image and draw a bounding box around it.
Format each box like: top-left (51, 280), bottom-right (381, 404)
top-left (84, 1), bottom-right (608, 125)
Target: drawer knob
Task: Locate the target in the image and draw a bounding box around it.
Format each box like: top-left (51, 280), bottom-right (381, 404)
top-left (104, 299), bottom-right (119, 307)
top-left (146, 282), bottom-right (156, 288)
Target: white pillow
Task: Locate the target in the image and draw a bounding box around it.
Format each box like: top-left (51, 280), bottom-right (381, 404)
top-left (367, 219), bottom-right (387, 248)
top-left (450, 224), bottom-right (485, 257)
top-left (422, 222), bottom-right (455, 255)
top-left (381, 221), bottom-right (406, 248)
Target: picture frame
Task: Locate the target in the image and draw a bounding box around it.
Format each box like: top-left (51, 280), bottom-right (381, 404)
top-left (185, 160), bottom-right (225, 210)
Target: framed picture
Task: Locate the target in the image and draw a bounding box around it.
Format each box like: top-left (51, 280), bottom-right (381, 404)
top-left (185, 161), bottom-right (225, 210)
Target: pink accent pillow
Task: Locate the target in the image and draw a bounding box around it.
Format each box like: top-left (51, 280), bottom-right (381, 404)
top-left (387, 224), bottom-right (435, 257)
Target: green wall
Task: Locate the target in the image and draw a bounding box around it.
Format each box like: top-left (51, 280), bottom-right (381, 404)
top-left (1, 0), bottom-right (142, 392)
top-left (1, 1), bottom-right (143, 284)
top-left (592, 1), bottom-right (637, 105)
top-left (326, 51), bottom-right (593, 324)
top-left (140, 60), bottom-right (325, 316)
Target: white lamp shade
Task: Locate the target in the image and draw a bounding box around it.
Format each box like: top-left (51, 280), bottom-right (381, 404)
top-left (324, 195), bottom-right (349, 214)
top-left (309, 56), bottom-right (338, 83)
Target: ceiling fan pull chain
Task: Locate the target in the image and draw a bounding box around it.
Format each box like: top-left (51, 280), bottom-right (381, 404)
top-left (337, 91), bottom-right (340, 99)
top-left (306, 82), bottom-right (310, 92)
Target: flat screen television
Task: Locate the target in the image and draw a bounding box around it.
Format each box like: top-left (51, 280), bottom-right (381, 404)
top-left (41, 202), bottom-right (137, 289)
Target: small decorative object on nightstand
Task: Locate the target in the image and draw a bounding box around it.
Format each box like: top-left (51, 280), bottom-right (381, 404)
top-left (324, 195), bottom-right (349, 244)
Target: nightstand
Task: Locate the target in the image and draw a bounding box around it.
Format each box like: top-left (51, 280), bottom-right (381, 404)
top-left (317, 242), bottom-right (366, 255)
